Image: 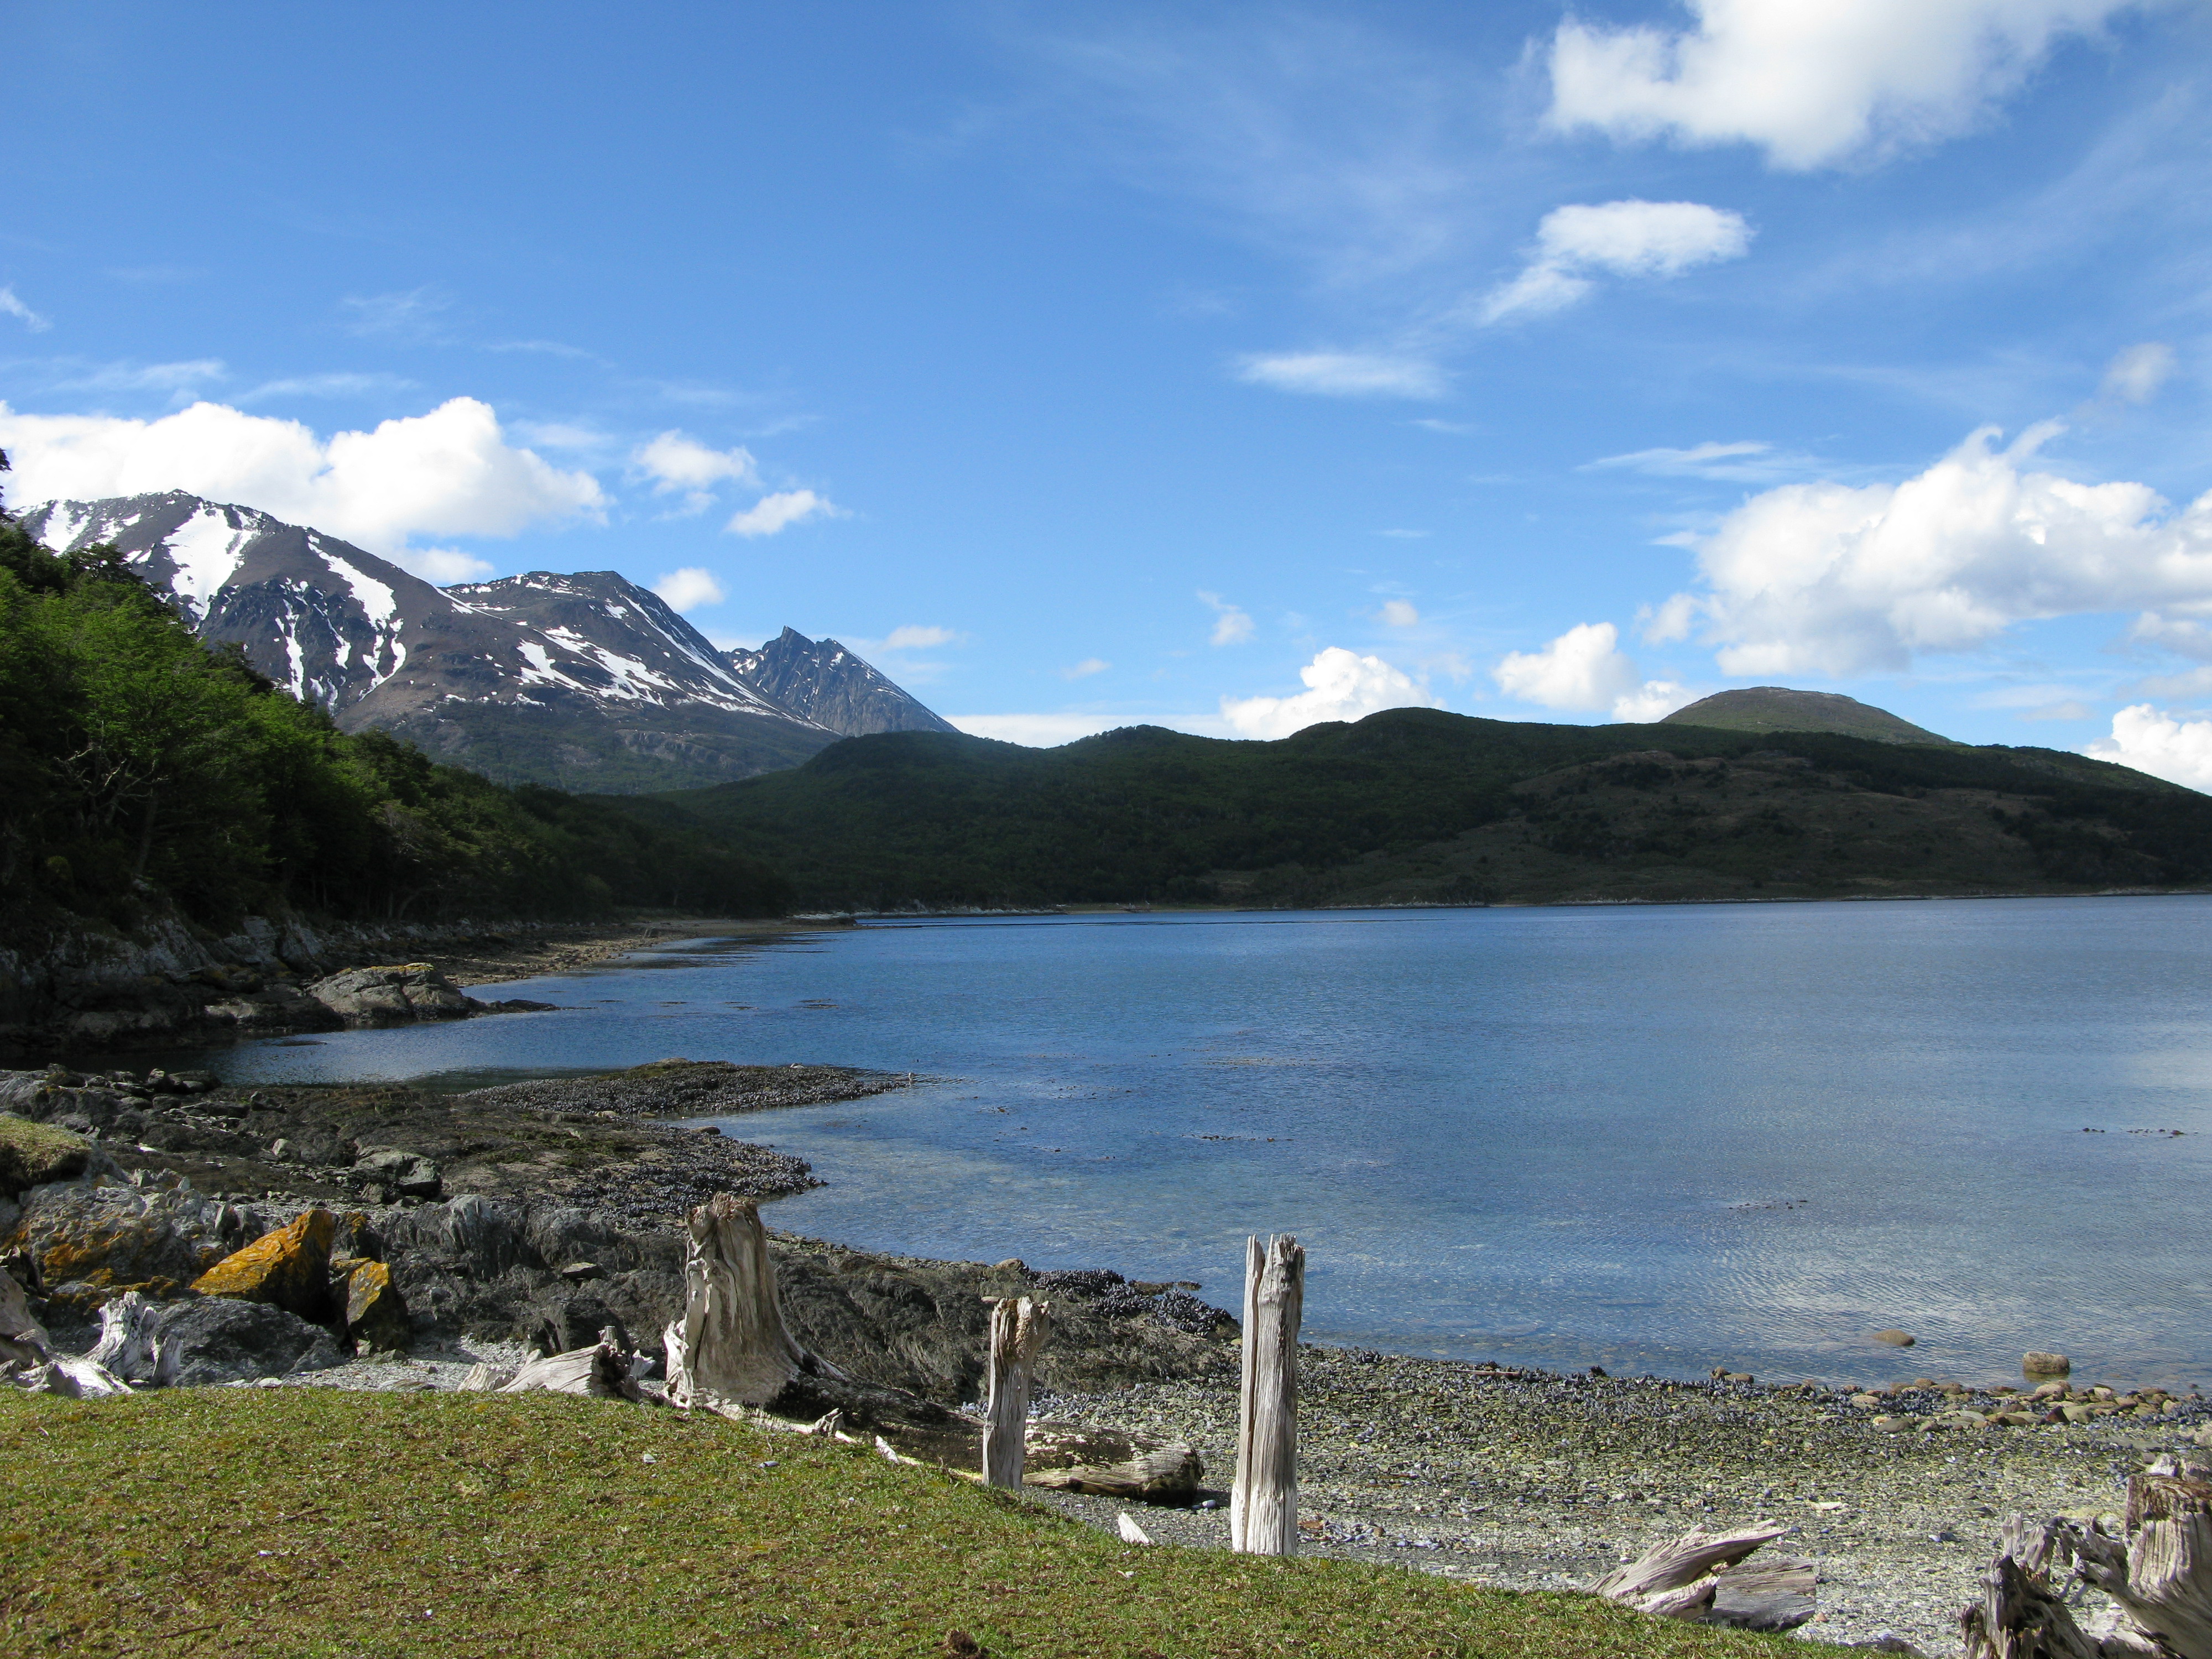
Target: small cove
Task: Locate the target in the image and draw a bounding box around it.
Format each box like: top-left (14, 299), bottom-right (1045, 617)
top-left (197, 896), bottom-right (2212, 1389)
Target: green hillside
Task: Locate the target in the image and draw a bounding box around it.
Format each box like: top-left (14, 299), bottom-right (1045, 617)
top-left (617, 709), bottom-right (2209, 910)
top-left (1662, 687), bottom-right (1957, 746)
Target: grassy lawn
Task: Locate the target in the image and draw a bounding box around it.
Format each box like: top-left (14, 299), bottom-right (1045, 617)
top-left (2, 1391), bottom-right (1844, 1658)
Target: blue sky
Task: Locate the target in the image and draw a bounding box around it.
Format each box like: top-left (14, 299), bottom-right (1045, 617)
top-left (7, 2), bottom-right (2212, 781)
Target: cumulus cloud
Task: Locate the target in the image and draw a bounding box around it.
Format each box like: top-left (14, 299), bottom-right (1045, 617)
top-left (2088, 705), bottom-right (2212, 793)
top-left (0, 396), bottom-right (605, 578)
top-left (2099, 342), bottom-right (2176, 406)
top-left (0, 286), bottom-right (51, 332)
top-left (653, 567), bottom-right (726, 612)
top-left (1062, 657), bottom-right (1111, 680)
top-left (1221, 646), bottom-right (1439, 739)
top-left (1235, 351), bottom-right (1447, 399)
top-left (1545, 0), bottom-right (2132, 170)
top-left (726, 488), bottom-right (841, 538)
top-left (634, 431), bottom-right (759, 504)
top-left (1656, 424), bottom-right (2212, 677)
top-left (1379, 599), bottom-right (1420, 627)
top-left (1481, 201), bottom-right (1751, 323)
top-left (1199, 591), bottom-right (1256, 646)
top-left (1491, 621), bottom-right (1692, 722)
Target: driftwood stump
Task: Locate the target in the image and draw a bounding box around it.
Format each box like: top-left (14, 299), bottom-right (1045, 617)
top-left (664, 1194), bottom-right (808, 1409)
top-left (1965, 1459), bottom-right (2212, 1659)
top-left (980, 1296), bottom-right (1048, 1490)
top-left (1230, 1234), bottom-right (1303, 1556)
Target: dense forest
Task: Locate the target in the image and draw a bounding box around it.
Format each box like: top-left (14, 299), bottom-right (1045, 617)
top-left (615, 711), bottom-right (2212, 911)
top-left (0, 459), bottom-right (790, 933)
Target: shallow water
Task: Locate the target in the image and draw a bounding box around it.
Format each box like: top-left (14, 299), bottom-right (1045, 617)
top-left (203, 898), bottom-right (2212, 1387)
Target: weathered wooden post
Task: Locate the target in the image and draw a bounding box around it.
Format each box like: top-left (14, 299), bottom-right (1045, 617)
top-left (980, 1296), bottom-right (1050, 1489)
top-left (663, 1193), bottom-right (807, 1408)
top-left (1230, 1233), bottom-right (1303, 1555)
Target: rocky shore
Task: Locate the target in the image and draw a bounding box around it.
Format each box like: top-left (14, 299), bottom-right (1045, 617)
top-left (8, 1050), bottom-right (2211, 1654)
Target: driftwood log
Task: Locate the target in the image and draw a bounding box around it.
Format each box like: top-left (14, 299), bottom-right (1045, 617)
top-left (1021, 1424), bottom-right (1204, 1501)
top-left (980, 1296), bottom-right (1048, 1490)
top-left (1590, 1523), bottom-right (1814, 1630)
top-left (86, 1290), bottom-right (160, 1384)
top-left (1964, 1459), bottom-right (2212, 1659)
top-left (1230, 1234), bottom-right (1303, 1556)
top-left (500, 1335), bottom-right (640, 1400)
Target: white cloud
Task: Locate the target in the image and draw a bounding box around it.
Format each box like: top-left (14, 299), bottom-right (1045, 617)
top-left (726, 488), bottom-right (841, 538)
top-left (1661, 424), bottom-right (2212, 677)
top-left (1545, 0), bottom-right (2134, 170)
top-left (948, 713), bottom-right (1136, 747)
top-left (53, 359), bottom-right (227, 393)
top-left (1062, 657), bottom-right (1111, 680)
top-left (635, 430), bottom-right (759, 498)
top-left (1221, 646), bottom-right (1439, 738)
top-left (1492, 620), bottom-right (1691, 722)
top-left (2088, 705), bottom-right (2212, 792)
top-left (0, 395), bottom-right (605, 577)
top-left (1198, 591), bottom-right (1256, 646)
top-left (2131, 613), bottom-right (2212, 661)
top-left (1235, 351), bottom-right (1447, 399)
top-left (882, 625), bottom-right (959, 651)
top-left (1379, 599), bottom-right (1420, 627)
top-left (653, 567), bottom-right (726, 612)
top-left (395, 546), bottom-right (495, 583)
top-left (2099, 342), bottom-right (2176, 406)
top-left (1482, 201), bottom-right (1752, 324)
top-left (341, 286), bottom-right (448, 340)
top-left (1587, 439), bottom-right (1814, 483)
top-left (0, 286), bottom-right (51, 332)
top-left (239, 372), bottom-right (416, 401)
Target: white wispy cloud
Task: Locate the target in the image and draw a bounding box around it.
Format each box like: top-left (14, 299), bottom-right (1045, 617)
top-left (1378, 599), bottom-right (1420, 627)
top-left (239, 372), bottom-right (418, 402)
top-left (1235, 351), bottom-right (1446, 399)
top-left (635, 431), bottom-right (759, 494)
top-left (1585, 439), bottom-right (1817, 483)
top-left (1221, 646), bottom-right (1439, 738)
top-left (51, 359), bottom-right (227, 394)
top-left (653, 567), bottom-right (726, 612)
top-left (2098, 342), bottom-right (2176, 406)
top-left (881, 625), bottom-right (961, 651)
top-left (0, 286), bottom-right (51, 332)
top-left (1545, 0), bottom-right (2137, 170)
top-left (1198, 590), bottom-right (1256, 646)
top-left (726, 488), bottom-right (842, 538)
top-left (0, 395), bottom-right (604, 580)
top-left (1480, 200), bottom-right (1752, 324)
top-left (1062, 658), bottom-right (1110, 680)
top-left (341, 286), bottom-right (450, 341)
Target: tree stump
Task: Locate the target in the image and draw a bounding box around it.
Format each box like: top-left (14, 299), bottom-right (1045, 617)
top-left (663, 1193), bottom-right (808, 1409)
top-left (1230, 1234), bottom-right (1303, 1556)
top-left (980, 1296), bottom-right (1048, 1490)
top-left (1590, 1522), bottom-right (1792, 1621)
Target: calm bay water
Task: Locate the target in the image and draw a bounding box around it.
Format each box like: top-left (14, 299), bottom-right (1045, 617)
top-left (204, 898), bottom-right (2212, 1387)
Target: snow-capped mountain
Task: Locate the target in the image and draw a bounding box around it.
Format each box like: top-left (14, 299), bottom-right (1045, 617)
top-left (15, 493), bottom-right (948, 791)
top-left (728, 627), bottom-right (958, 738)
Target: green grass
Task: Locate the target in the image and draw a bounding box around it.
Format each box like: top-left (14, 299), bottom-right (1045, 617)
top-left (1, 1391), bottom-right (1839, 1658)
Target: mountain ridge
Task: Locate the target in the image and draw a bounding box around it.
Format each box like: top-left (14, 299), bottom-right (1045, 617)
top-left (1662, 686), bottom-right (1957, 746)
top-left (17, 493), bottom-right (951, 792)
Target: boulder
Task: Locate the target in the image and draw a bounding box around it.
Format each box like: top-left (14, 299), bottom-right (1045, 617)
top-left (2022, 1350), bottom-right (2070, 1376)
top-left (306, 964), bottom-right (473, 1027)
top-left (1870, 1329), bottom-right (1916, 1347)
top-left (336, 1258), bottom-right (412, 1353)
top-left (150, 1297), bottom-right (343, 1386)
top-left (529, 1293), bottom-right (630, 1358)
top-left (0, 1260), bottom-right (51, 1370)
top-left (8, 1180), bottom-right (259, 1309)
top-left (0, 1114), bottom-right (108, 1198)
top-left (352, 1149), bottom-right (441, 1199)
top-left (191, 1208), bottom-right (337, 1321)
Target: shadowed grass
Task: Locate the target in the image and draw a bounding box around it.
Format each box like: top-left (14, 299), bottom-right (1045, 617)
top-left (0, 1390), bottom-right (1847, 1657)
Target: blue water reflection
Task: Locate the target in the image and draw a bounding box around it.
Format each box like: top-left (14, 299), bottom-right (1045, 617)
top-left (206, 898), bottom-right (2212, 1386)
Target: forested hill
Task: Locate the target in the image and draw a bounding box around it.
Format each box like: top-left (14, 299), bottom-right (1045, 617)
top-left (0, 504), bottom-right (790, 937)
top-left (615, 711), bottom-right (2212, 911)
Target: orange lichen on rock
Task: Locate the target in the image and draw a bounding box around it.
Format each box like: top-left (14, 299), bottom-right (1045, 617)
top-left (191, 1207), bottom-right (336, 1321)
